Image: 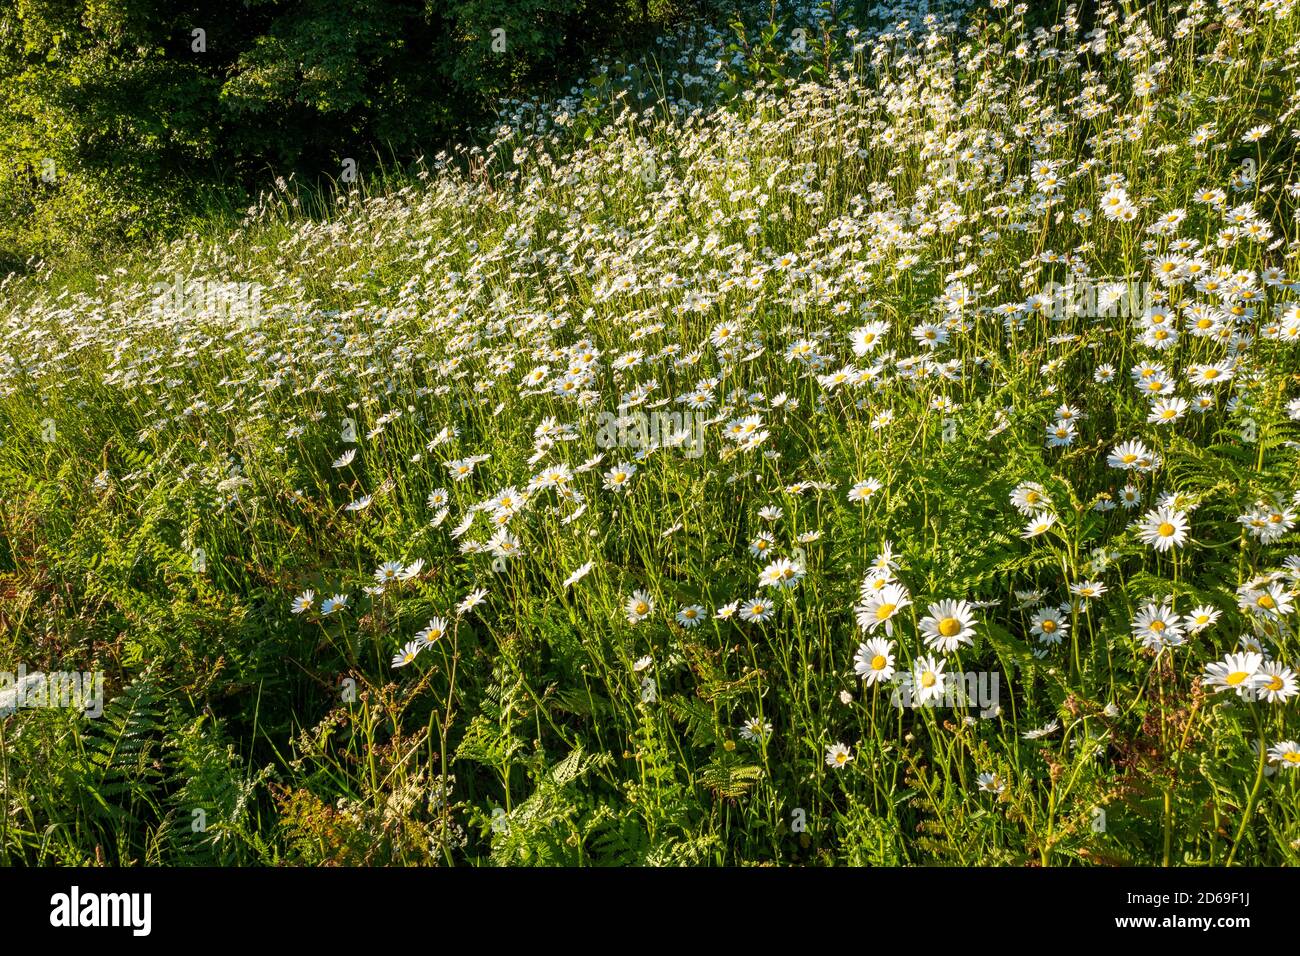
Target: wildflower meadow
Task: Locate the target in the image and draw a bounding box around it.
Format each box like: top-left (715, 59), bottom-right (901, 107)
top-left (2, 0), bottom-right (1299, 869)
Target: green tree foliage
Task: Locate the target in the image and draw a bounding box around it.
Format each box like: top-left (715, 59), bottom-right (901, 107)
top-left (0, 0), bottom-right (697, 271)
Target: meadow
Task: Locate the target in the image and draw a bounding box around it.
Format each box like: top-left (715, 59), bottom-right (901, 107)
top-left (1, 0), bottom-right (1299, 865)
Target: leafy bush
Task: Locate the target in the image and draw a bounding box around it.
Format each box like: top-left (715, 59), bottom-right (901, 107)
top-left (0, 0), bottom-right (705, 272)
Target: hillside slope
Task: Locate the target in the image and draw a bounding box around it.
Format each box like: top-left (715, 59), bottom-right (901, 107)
top-left (1, 0), bottom-right (1299, 865)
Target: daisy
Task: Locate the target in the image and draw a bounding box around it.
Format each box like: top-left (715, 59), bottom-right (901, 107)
top-left (1132, 602), bottom-right (1184, 650)
top-left (1022, 719), bottom-right (1060, 740)
top-left (1010, 482), bottom-right (1052, 515)
top-left (976, 772), bottom-right (1006, 794)
top-left (856, 582), bottom-right (911, 635)
top-left (374, 561), bottom-right (405, 585)
top-left (1187, 361), bottom-right (1233, 386)
top-left (1267, 741), bottom-right (1300, 769)
top-left (1022, 511), bottom-right (1057, 538)
top-left (848, 478), bottom-right (883, 503)
top-left (1069, 580), bottom-right (1107, 600)
top-left (1239, 634), bottom-right (1267, 655)
top-left (911, 655), bottom-right (948, 706)
top-left (919, 599), bottom-right (977, 653)
top-left (1031, 607), bottom-right (1069, 645)
top-left (456, 587), bottom-right (488, 615)
top-left (1240, 583), bottom-right (1293, 619)
top-left (1203, 651), bottom-right (1264, 697)
top-left (851, 321), bottom-right (890, 355)
top-left (332, 449), bottom-right (357, 468)
top-left (564, 561), bottom-right (593, 588)
top-left (1256, 662), bottom-right (1298, 704)
top-left (488, 528), bottom-right (521, 559)
top-left (625, 590), bottom-right (655, 624)
top-left (861, 578), bottom-right (900, 612)
top-left (415, 616), bottom-right (449, 647)
top-left (392, 640), bottom-right (423, 668)
top-left (676, 605), bottom-right (705, 628)
top-left (825, 742), bottom-right (853, 769)
top-left (869, 544), bottom-right (900, 575)
top-left (853, 638), bottom-right (896, 686)
top-left (740, 717), bottom-right (772, 743)
top-left (1137, 506), bottom-right (1189, 552)
top-left (1108, 439), bottom-right (1154, 470)
top-left (291, 590), bottom-right (315, 614)
top-left (739, 597), bottom-right (775, 623)
top-left (446, 458), bottom-right (477, 481)
top-left (758, 557), bottom-right (804, 590)
top-left (603, 462), bottom-right (636, 492)
top-left (320, 593), bottom-right (350, 615)
top-left (1045, 420), bottom-right (1076, 447)
top-left (1184, 605), bottom-right (1221, 633)
top-left (1147, 396), bottom-right (1188, 425)
top-left (399, 558), bottom-right (425, 581)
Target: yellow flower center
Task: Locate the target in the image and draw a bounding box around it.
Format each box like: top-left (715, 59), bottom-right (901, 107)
top-left (938, 617), bottom-right (962, 637)
top-left (635, 602), bottom-right (648, 615)
top-left (1283, 752), bottom-right (1300, 764)
top-left (1042, 619), bottom-right (1057, 633)
top-left (871, 654), bottom-right (887, 670)
top-left (1225, 671), bottom-right (1249, 686)
top-left (921, 672), bottom-right (937, 688)
top-left (1158, 522), bottom-right (1175, 537)
top-left (876, 603), bottom-right (896, 620)
top-left (1258, 594), bottom-right (1276, 609)
top-left (1265, 675), bottom-right (1283, 692)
